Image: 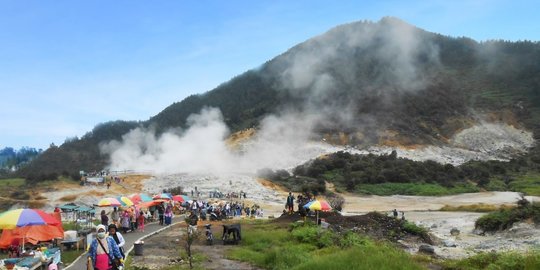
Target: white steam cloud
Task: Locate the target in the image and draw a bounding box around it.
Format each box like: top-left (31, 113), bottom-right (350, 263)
top-left (101, 107), bottom-right (335, 174)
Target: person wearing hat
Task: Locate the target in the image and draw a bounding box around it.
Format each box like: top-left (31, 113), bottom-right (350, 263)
top-left (108, 224), bottom-right (126, 259)
top-left (88, 224), bottom-right (123, 270)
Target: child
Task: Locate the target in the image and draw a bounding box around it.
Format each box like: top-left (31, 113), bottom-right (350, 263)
top-left (137, 211), bottom-right (145, 232)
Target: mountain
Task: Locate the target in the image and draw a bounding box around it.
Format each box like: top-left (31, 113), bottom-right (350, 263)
top-left (17, 17), bottom-right (540, 182)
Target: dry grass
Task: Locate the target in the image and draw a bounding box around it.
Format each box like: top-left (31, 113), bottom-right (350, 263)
top-left (28, 200), bottom-right (46, 209)
top-left (34, 195), bottom-right (47, 200)
top-left (439, 203), bottom-right (515, 212)
top-left (225, 128), bottom-right (256, 149)
top-left (59, 194), bottom-right (78, 202)
top-left (258, 178), bottom-right (289, 194)
top-left (117, 174), bottom-right (151, 191)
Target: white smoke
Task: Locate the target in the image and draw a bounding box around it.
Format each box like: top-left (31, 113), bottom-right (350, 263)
top-left (101, 107), bottom-right (337, 174)
top-left (102, 108), bottom-right (235, 173)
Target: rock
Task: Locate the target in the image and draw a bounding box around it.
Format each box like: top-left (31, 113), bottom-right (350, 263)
top-left (442, 240), bottom-right (457, 247)
top-left (430, 224), bottom-right (438, 229)
top-left (472, 228), bottom-right (484, 235)
top-left (418, 244), bottom-right (435, 255)
top-left (450, 228), bottom-right (460, 236)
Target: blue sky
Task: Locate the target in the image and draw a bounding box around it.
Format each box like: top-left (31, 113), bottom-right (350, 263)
top-left (1, 0), bottom-right (539, 150)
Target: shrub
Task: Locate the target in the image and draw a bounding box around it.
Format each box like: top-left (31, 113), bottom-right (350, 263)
top-left (327, 193), bottom-right (345, 212)
top-left (443, 251), bottom-right (540, 270)
top-left (475, 199), bottom-right (540, 232)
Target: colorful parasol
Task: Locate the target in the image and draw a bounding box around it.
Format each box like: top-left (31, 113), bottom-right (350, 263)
top-left (97, 197), bottom-right (122, 207)
top-left (303, 199), bottom-right (332, 223)
top-left (153, 193), bottom-right (172, 200)
top-left (172, 195), bottom-right (191, 202)
top-left (0, 209), bottom-right (60, 230)
top-left (116, 196), bottom-right (134, 207)
top-left (129, 193), bottom-right (153, 204)
top-left (303, 200), bottom-right (332, 211)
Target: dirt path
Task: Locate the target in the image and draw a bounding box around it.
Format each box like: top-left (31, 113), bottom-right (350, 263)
top-left (192, 244), bottom-right (261, 270)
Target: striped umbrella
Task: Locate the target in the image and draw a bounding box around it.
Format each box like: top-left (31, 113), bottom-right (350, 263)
top-left (116, 196), bottom-right (134, 207)
top-left (0, 209), bottom-right (60, 230)
top-left (303, 200), bottom-right (332, 211)
top-left (97, 197), bottom-right (122, 207)
top-left (303, 199), bottom-right (332, 223)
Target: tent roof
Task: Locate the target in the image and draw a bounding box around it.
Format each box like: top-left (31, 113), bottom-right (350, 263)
top-left (77, 206), bottom-right (95, 213)
top-left (59, 204), bottom-right (79, 211)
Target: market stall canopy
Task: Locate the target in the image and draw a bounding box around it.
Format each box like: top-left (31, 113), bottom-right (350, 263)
top-left (138, 200), bottom-right (164, 208)
top-left (0, 223), bottom-right (64, 248)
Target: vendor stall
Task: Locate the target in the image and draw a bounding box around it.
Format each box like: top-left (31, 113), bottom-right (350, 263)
top-left (0, 247), bottom-right (61, 270)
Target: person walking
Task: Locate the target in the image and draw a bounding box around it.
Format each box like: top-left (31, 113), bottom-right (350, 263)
top-left (137, 211), bottom-right (145, 232)
top-left (88, 225), bottom-right (123, 270)
top-left (108, 224), bottom-right (126, 259)
top-left (157, 204), bottom-right (164, 225)
top-left (100, 210), bottom-right (109, 226)
top-left (120, 210), bottom-right (130, 234)
top-left (111, 208), bottom-right (119, 227)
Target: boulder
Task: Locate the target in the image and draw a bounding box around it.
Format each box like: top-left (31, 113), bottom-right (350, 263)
top-left (442, 239), bottom-right (457, 247)
top-left (418, 244), bottom-right (435, 255)
top-left (450, 228), bottom-right (460, 236)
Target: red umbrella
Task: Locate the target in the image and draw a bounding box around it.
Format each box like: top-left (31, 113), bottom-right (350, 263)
top-left (172, 195), bottom-right (185, 202)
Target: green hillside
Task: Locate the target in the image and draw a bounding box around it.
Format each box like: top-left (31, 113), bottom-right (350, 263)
top-left (17, 17), bottom-right (540, 181)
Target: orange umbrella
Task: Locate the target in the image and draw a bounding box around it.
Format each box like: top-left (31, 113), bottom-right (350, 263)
top-left (138, 200), bottom-right (164, 208)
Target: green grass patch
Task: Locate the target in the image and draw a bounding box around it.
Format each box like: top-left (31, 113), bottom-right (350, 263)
top-left (227, 220), bottom-right (424, 270)
top-left (483, 178), bottom-right (507, 191)
top-left (508, 173), bottom-right (540, 196)
top-left (0, 178), bottom-right (25, 187)
top-left (442, 251), bottom-right (540, 270)
top-left (356, 182), bottom-right (479, 196)
top-left (62, 249), bottom-right (85, 266)
top-left (291, 245), bottom-right (423, 270)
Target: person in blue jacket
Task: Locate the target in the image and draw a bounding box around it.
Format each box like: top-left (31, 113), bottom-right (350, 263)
top-left (88, 224), bottom-right (123, 270)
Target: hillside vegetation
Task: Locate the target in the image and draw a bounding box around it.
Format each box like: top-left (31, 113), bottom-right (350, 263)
top-left (260, 149), bottom-right (540, 196)
top-left (15, 17), bottom-right (540, 182)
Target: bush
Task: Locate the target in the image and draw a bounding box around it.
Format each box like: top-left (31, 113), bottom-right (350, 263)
top-left (443, 251), bottom-right (540, 270)
top-left (475, 199), bottom-right (540, 232)
top-left (327, 193), bottom-right (345, 212)
top-left (403, 221), bottom-right (427, 236)
top-left (338, 231), bottom-right (370, 248)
